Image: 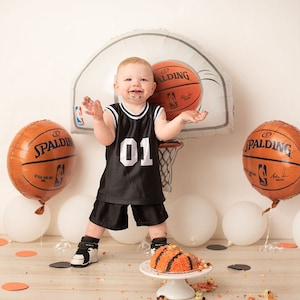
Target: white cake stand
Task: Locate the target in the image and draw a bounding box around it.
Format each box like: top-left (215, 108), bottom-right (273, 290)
top-left (139, 261), bottom-right (212, 300)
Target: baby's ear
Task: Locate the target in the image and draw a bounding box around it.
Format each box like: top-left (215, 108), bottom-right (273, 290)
top-left (152, 81), bottom-right (157, 94)
top-left (113, 82), bottom-right (119, 93)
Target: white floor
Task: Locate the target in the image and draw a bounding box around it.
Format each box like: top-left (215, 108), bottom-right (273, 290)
top-left (0, 236), bottom-right (299, 300)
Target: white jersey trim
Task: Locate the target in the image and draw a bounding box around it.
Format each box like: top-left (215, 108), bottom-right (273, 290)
top-left (105, 102), bottom-right (164, 127)
top-left (119, 101), bottom-right (149, 120)
top-left (105, 106), bottom-right (118, 128)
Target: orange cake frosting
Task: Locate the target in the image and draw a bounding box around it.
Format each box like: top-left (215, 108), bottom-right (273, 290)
top-left (150, 243), bottom-right (210, 273)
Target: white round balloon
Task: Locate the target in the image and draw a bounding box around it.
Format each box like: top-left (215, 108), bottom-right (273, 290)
top-left (167, 195), bottom-right (217, 247)
top-left (3, 195), bottom-right (51, 242)
top-left (292, 209), bottom-right (300, 247)
top-left (108, 207), bottom-right (148, 244)
top-left (222, 201), bottom-right (267, 246)
top-left (57, 194), bottom-right (94, 243)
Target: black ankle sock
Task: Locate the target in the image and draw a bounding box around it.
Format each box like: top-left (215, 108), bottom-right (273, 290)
top-left (81, 236), bottom-right (100, 244)
top-left (151, 237), bottom-right (167, 249)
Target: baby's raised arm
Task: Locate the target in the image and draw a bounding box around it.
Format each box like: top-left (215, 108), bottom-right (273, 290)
top-left (155, 109), bottom-right (208, 141)
top-left (82, 96), bottom-right (104, 120)
top-left (82, 96), bottom-right (115, 146)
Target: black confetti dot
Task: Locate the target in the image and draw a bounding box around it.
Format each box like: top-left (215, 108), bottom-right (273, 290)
top-left (206, 244), bottom-right (227, 250)
top-left (227, 264), bottom-right (251, 271)
top-left (49, 261), bottom-right (72, 268)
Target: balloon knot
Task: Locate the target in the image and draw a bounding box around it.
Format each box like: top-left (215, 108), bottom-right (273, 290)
top-left (271, 199), bottom-right (280, 208)
top-left (262, 199), bottom-right (280, 215)
top-left (35, 202), bottom-right (45, 215)
top-left (262, 207), bottom-right (271, 215)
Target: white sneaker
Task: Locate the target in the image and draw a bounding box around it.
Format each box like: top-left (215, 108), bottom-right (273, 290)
top-left (71, 241), bottom-right (98, 267)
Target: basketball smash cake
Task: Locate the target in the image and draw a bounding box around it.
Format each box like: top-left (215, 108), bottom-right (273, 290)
top-left (150, 243), bottom-right (211, 273)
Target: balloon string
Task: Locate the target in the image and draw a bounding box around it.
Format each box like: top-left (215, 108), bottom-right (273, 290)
top-left (138, 240), bottom-right (151, 255)
top-left (259, 209), bottom-right (282, 252)
top-left (226, 240), bottom-right (232, 247)
top-left (263, 211), bottom-right (272, 248)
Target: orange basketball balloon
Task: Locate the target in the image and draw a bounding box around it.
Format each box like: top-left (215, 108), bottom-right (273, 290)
top-left (7, 120), bottom-right (77, 205)
top-left (242, 120), bottom-right (300, 212)
top-left (149, 60), bottom-right (202, 120)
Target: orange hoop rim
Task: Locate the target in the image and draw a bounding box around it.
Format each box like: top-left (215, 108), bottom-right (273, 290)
top-left (159, 141), bottom-right (183, 149)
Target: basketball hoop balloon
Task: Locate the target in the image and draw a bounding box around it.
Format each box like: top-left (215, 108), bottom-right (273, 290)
top-left (7, 120), bottom-right (77, 214)
top-left (71, 29), bottom-right (233, 138)
top-left (242, 120), bottom-right (300, 213)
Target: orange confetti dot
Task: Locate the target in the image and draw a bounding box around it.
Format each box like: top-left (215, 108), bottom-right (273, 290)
top-left (0, 238), bottom-right (8, 246)
top-left (1, 282), bottom-right (29, 291)
top-left (15, 250), bottom-right (37, 257)
top-left (278, 242), bottom-right (297, 248)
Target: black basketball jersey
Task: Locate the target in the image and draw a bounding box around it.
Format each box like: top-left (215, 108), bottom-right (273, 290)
top-left (96, 101), bottom-right (166, 205)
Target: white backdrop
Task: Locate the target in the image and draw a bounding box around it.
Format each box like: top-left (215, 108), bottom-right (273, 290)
top-left (1, 0), bottom-right (300, 240)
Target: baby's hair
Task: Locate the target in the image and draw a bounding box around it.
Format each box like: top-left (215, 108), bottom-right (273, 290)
top-left (116, 57), bottom-right (154, 80)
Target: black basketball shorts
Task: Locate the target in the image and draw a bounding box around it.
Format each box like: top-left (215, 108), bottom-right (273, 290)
top-left (89, 201), bottom-right (168, 230)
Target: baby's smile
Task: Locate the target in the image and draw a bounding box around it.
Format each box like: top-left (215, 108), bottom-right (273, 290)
top-left (129, 89), bottom-right (143, 99)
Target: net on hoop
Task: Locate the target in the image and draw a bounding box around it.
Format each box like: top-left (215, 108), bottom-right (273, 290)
top-left (158, 141), bottom-right (183, 192)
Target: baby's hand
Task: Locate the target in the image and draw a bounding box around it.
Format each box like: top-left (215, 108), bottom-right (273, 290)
top-left (82, 96), bottom-right (104, 121)
top-left (180, 110), bottom-right (208, 124)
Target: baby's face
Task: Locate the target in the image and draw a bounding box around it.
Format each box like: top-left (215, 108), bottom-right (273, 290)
top-left (114, 63), bottom-right (156, 104)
